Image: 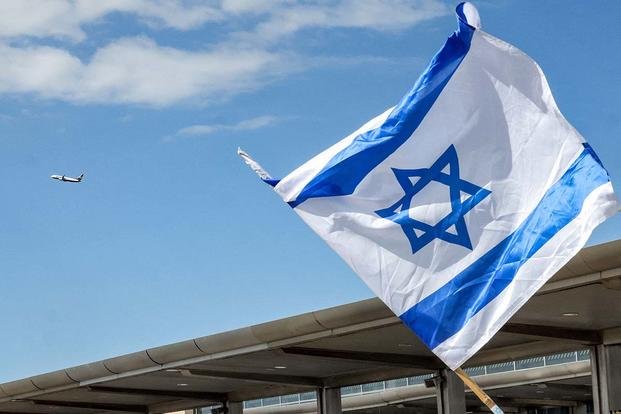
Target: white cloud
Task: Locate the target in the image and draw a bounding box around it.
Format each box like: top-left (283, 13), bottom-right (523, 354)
top-left (170, 115), bottom-right (279, 141)
top-left (0, 39), bottom-right (287, 106)
top-left (0, 0), bottom-right (449, 106)
top-left (0, 1), bottom-right (81, 40)
top-left (219, 0), bottom-right (293, 15)
top-left (0, 0), bottom-right (222, 41)
top-left (241, 0), bottom-right (449, 43)
top-left (0, 0), bottom-right (447, 42)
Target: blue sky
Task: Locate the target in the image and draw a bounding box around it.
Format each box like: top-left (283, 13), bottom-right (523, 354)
top-left (0, 0), bottom-right (620, 382)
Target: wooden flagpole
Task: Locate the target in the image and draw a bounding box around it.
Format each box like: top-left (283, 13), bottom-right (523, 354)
top-left (454, 367), bottom-right (504, 414)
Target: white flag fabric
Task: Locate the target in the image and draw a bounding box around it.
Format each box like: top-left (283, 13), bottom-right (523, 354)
top-left (241, 2), bottom-right (618, 369)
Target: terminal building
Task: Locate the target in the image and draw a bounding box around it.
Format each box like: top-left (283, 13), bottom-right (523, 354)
top-left (1, 240), bottom-right (620, 414)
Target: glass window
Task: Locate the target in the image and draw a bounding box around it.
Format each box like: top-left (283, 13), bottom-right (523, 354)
top-left (341, 385), bottom-right (362, 395)
top-left (545, 352), bottom-right (576, 365)
top-left (464, 366), bottom-right (485, 376)
top-left (515, 356), bottom-right (545, 370)
top-left (299, 391), bottom-right (317, 401)
top-left (280, 394), bottom-right (300, 404)
top-left (408, 373), bottom-right (433, 385)
top-left (244, 400), bottom-right (262, 409)
top-left (577, 349), bottom-right (591, 361)
top-left (361, 381), bottom-right (384, 393)
top-left (261, 396), bottom-right (281, 406)
top-left (485, 361), bottom-right (514, 374)
top-left (385, 378), bottom-right (408, 389)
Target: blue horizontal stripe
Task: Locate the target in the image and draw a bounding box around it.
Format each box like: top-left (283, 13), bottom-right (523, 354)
top-left (289, 11), bottom-right (475, 208)
top-left (400, 147), bottom-right (611, 350)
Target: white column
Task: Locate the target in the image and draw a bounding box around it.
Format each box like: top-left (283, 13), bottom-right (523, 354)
top-left (591, 344), bottom-right (621, 414)
top-left (317, 387), bottom-right (342, 414)
top-left (225, 401), bottom-right (243, 414)
top-left (436, 369), bottom-right (466, 414)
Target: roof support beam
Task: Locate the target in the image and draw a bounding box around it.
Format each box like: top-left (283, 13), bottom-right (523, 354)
top-left (87, 386), bottom-right (226, 402)
top-left (29, 399), bottom-right (148, 413)
top-left (323, 366), bottom-right (428, 389)
top-left (539, 383), bottom-right (592, 394)
top-left (187, 369), bottom-right (323, 387)
top-left (281, 347), bottom-right (443, 369)
top-left (500, 323), bottom-right (602, 344)
top-left (0, 411), bottom-right (43, 414)
top-left (496, 398), bottom-right (578, 407)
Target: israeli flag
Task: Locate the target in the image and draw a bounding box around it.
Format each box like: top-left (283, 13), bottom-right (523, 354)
top-left (240, 2), bottom-right (618, 369)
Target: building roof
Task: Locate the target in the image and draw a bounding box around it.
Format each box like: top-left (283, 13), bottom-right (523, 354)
top-left (1, 240), bottom-right (620, 414)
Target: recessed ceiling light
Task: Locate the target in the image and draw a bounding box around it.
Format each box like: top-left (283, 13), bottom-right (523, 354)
top-left (176, 383), bottom-right (188, 387)
top-left (562, 312), bottom-right (580, 317)
top-left (274, 365), bottom-right (287, 369)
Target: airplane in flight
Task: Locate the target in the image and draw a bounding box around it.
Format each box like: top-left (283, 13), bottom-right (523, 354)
top-left (50, 173), bottom-right (84, 183)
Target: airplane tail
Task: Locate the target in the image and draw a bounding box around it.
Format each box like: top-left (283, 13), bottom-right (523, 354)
top-left (78, 173), bottom-right (84, 182)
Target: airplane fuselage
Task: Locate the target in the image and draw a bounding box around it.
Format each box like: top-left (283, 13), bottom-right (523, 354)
top-left (51, 174), bottom-right (83, 183)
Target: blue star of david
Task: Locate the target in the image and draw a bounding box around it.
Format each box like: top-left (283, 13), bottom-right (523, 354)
top-left (375, 145), bottom-right (491, 254)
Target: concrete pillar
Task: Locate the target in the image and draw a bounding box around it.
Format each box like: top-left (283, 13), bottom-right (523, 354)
top-left (435, 369), bottom-right (466, 414)
top-left (571, 404), bottom-right (588, 414)
top-left (223, 401), bottom-right (243, 414)
top-left (317, 387), bottom-right (342, 414)
top-left (591, 344), bottom-right (621, 414)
